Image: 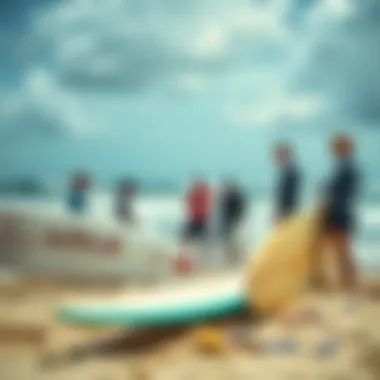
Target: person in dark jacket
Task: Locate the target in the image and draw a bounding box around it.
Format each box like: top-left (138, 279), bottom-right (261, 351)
top-left (220, 181), bottom-right (245, 241)
top-left (273, 143), bottom-right (301, 223)
top-left (312, 134), bottom-right (359, 291)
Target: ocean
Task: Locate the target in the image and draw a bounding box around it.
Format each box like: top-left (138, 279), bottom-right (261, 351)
top-left (98, 191), bottom-right (380, 272)
top-left (1, 190), bottom-right (380, 272)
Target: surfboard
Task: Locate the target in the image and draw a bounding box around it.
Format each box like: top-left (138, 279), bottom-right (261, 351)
top-left (57, 207), bottom-right (324, 327)
top-left (58, 273), bottom-right (247, 327)
top-left (244, 206), bottom-right (324, 315)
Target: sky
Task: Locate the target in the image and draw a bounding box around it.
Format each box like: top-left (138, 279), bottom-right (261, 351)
top-left (0, 0), bottom-right (379, 189)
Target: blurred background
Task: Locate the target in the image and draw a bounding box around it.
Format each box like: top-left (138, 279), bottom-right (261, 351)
top-left (0, 0), bottom-right (380, 273)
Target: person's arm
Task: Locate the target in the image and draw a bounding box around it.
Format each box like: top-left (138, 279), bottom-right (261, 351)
top-left (274, 174), bottom-right (284, 222)
top-left (288, 169), bottom-right (300, 207)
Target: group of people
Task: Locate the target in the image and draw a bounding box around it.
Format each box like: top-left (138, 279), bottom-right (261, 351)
top-left (66, 133), bottom-right (359, 292)
top-left (183, 180), bottom-right (246, 244)
top-left (273, 134), bottom-right (359, 293)
top-left (67, 174), bottom-right (137, 224)
top-left (67, 172), bottom-right (247, 245)
top-left (183, 133), bottom-right (359, 292)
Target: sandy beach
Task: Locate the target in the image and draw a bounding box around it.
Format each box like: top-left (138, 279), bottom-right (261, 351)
top-left (0, 274), bottom-right (379, 380)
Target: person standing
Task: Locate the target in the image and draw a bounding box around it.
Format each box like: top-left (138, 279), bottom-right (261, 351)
top-left (220, 181), bottom-right (245, 241)
top-left (67, 172), bottom-right (91, 214)
top-left (183, 179), bottom-right (212, 242)
top-left (273, 143), bottom-right (301, 223)
top-left (115, 179), bottom-right (137, 224)
top-left (220, 181), bottom-right (246, 265)
top-left (312, 134), bottom-right (360, 292)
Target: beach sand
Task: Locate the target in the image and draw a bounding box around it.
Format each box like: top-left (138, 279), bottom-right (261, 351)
top-left (0, 275), bottom-right (379, 380)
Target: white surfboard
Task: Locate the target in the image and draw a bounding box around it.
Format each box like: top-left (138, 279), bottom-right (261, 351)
top-left (57, 207), bottom-right (325, 327)
top-left (58, 273), bottom-right (246, 327)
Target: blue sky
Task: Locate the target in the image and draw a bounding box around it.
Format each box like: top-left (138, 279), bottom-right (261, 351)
top-left (0, 0), bottom-right (379, 188)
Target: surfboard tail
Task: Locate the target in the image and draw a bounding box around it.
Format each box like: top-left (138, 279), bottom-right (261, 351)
top-left (244, 206), bottom-right (325, 315)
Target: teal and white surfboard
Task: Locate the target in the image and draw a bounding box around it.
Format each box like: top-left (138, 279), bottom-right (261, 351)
top-left (58, 274), bottom-right (247, 327)
top-left (58, 206), bottom-right (323, 327)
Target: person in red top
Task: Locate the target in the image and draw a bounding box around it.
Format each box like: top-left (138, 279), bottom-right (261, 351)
top-left (183, 179), bottom-right (212, 241)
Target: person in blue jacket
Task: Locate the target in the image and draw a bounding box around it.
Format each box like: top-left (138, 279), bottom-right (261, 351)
top-left (67, 172), bottom-right (91, 214)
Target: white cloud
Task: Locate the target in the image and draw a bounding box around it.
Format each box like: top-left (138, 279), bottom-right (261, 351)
top-left (4, 0), bottom-right (378, 139)
top-left (0, 68), bottom-right (99, 137)
top-left (228, 93), bottom-right (327, 128)
top-left (290, 0), bottom-right (380, 125)
top-left (228, 0), bottom-right (380, 130)
top-left (309, 0), bottom-right (354, 24)
top-left (175, 73), bottom-right (207, 94)
top-left (32, 0), bottom-right (293, 92)
top-left (191, 27), bottom-right (228, 58)
top-left (284, 95), bottom-right (326, 121)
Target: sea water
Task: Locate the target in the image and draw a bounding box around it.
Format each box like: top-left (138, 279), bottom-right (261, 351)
top-left (1, 191), bottom-right (380, 272)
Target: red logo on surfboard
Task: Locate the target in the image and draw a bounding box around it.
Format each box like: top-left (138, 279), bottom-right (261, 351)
top-left (45, 229), bottom-right (122, 255)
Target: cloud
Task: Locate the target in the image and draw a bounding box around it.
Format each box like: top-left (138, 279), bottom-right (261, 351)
top-left (174, 73), bottom-right (207, 94)
top-left (32, 0), bottom-right (294, 93)
top-left (228, 0), bottom-right (380, 129)
top-left (3, 0), bottom-right (379, 139)
top-left (289, 0), bottom-right (380, 125)
top-left (228, 93), bottom-right (327, 128)
top-left (2, 0), bottom-right (297, 138)
top-left (0, 68), bottom-right (99, 137)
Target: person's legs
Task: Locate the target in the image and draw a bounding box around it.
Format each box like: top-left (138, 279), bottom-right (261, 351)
top-left (196, 219), bottom-right (208, 241)
top-left (275, 210), bottom-right (292, 226)
top-left (187, 219), bottom-right (209, 248)
top-left (328, 230), bottom-right (357, 291)
top-left (308, 207), bottom-right (332, 290)
top-left (220, 217), bottom-right (232, 241)
top-left (309, 230), bottom-right (328, 290)
top-left (183, 220), bottom-right (197, 243)
top-left (223, 218), bottom-right (236, 264)
top-left (227, 220), bottom-right (241, 266)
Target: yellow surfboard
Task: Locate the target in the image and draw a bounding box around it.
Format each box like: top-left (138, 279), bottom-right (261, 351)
top-left (244, 206), bottom-right (325, 315)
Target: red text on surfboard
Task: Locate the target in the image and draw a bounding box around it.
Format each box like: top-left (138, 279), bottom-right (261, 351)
top-left (45, 229), bottom-right (122, 255)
